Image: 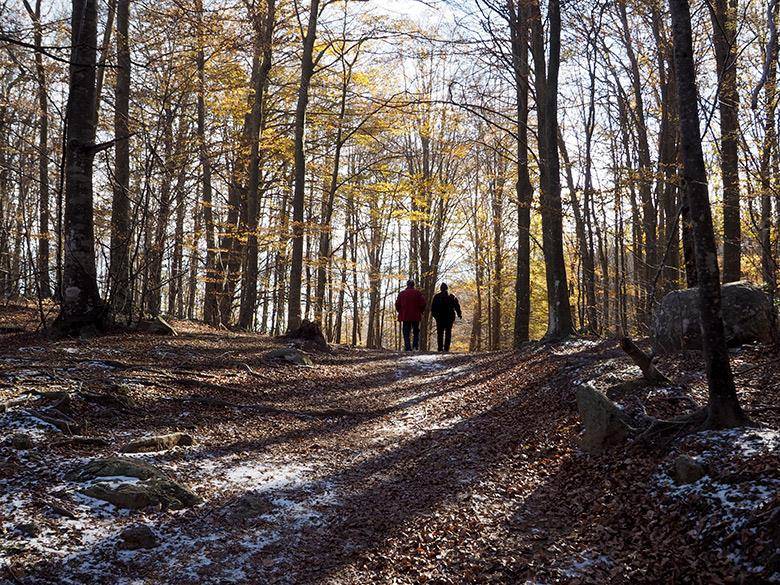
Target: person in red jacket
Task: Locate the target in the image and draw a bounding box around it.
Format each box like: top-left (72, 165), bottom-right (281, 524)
top-left (395, 279), bottom-right (427, 351)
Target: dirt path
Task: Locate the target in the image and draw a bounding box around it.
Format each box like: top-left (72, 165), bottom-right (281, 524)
top-left (1, 336), bottom-right (553, 584)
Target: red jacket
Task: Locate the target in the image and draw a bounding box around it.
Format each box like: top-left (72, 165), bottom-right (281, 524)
top-left (395, 287), bottom-right (426, 322)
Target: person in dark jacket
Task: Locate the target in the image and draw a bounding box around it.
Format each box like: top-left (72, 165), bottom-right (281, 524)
top-left (395, 279), bottom-right (427, 351)
top-left (430, 283), bottom-right (462, 352)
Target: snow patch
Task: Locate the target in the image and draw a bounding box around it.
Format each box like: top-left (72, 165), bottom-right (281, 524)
top-left (559, 551), bottom-right (614, 578)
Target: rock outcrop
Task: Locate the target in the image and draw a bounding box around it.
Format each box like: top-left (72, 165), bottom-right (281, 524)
top-left (576, 383), bottom-right (636, 454)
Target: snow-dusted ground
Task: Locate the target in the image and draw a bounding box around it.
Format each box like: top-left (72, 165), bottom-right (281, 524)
top-left (1, 350), bottom-right (479, 583)
top-left (652, 428), bottom-right (780, 578)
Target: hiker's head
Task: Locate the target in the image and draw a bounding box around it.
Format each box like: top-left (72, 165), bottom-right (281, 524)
top-left (440, 283), bottom-right (448, 292)
top-left (407, 279), bottom-right (415, 288)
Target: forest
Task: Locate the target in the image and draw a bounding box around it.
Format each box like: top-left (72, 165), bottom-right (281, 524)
top-left (0, 0), bottom-right (779, 582)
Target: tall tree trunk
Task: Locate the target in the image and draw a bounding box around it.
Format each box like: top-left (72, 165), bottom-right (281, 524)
top-left (196, 0), bottom-right (218, 325)
top-left (314, 51), bottom-right (351, 326)
top-left (559, 131), bottom-right (593, 332)
top-left (669, 0), bottom-right (747, 428)
top-left (490, 161), bottom-right (504, 349)
top-left (169, 168), bottom-right (185, 316)
top-left (109, 0), bottom-right (131, 319)
top-left (54, 0), bottom-right (103, 335)
top-left (710, 0), bottom-right (741, 282)
top-left (237, 0), bottom-right (276, 330)
top-left (760, 21), bottom-right (778, 297)
top-left (620, 1), bottom-right (657, 321)
top-left (651, 5), bottom-right (681, 296)
top-left (23, 0), bottom-right (52, 299)
top-left (511, 0), bottom-right (532, 346)
top-left (147, 110), bottom-right (175, 316)
top-left (531, 0), bottom-right (574, 341)
top-left (92, 0), bottom-right (116, 129)
top-left (288, 0), bottom-right (320, 331)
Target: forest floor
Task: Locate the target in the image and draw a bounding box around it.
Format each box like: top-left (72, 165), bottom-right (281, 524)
top-left (0, 302), bottom-right (779, 584)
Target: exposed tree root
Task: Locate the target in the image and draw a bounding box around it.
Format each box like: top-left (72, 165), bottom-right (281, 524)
top-left (633, 407), bottom-right (709, 448)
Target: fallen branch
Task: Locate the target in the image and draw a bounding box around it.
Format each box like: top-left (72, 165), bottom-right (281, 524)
top-left (23, 408), bottom-right (82, 434)
top-left (620, 337), bottom-right (672, 384)
top-left (53, 435), bottom-right (110, 448)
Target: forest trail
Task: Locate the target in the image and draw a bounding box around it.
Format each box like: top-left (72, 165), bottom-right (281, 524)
top-left (1, 313), bottom-right (778, 583)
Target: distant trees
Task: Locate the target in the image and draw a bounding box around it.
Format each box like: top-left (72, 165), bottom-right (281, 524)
top-left (0, 0), bottom-right (776, 356)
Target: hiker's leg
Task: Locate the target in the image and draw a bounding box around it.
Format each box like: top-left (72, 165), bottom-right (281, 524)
top-left (412, 321), bottom-right (420, 350)
top-left (436, 321), bottom-right (444, 351)
top-left (444, 324), bottom-right (452, 351)
top-left (402, 322), bottom-right (412, 351)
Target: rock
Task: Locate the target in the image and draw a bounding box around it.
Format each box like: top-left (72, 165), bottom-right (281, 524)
top-left (671, 454), bottom-right (707, 484)
top-left (134, 316), bottom-right (177, 336)
top-left (120, 432), bottom-right (194, 453)
top-left (8, 433), bottom-right (34, 450)
top-left (576, 383), bottom-right (635, 454)
top-left (652, 281), bottom-right (776, 353)
top-left (82, 478), bottom-right (201, 510)
top-left (119, 525), bottom-right (159, 550)
top-left (66, 457), bottom-right (165, 482)
top-left (266, 347), bottom-right (313, 366)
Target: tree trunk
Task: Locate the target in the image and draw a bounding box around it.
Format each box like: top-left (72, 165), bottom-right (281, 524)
top-left (620, 1), bottom-right (657, 322)
top-left (196, 1), bottom-right (218, 325)
top-left (147, 110), bottom-right (175, 316)
top-left (710, 0), bottom-right (741, 282)
top-left (315, 50), bottom-right (351, 326)
top-left (531, 0), bottom-right (574, 342)
top-left (287, 0), bottom-right (320, 332)
top-left (760, 22), bottom-right (778, 296)
top-left (237, 0), bottom-right (276, 330)
top-left (109, 0), bottom-right (131, 320)
top-left (169, 168), bottom-right (185, 317)
top-left (23, 0), bottom-right (52, 299)
top-left (669, 0), bottom-right (747, 428)
top-left (54, 0), bottom-right (104, 335)
top-left (490, 158), bottom-right (504, 350)
top-left (511, 0), bottom-right (532, 346)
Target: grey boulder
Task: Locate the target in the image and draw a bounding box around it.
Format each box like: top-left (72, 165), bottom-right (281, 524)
top-left (652, 281), bottom-right (776, 352)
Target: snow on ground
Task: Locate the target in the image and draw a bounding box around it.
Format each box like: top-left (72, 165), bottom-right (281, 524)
top-left (559, 551), bottom-right (614, 579)
top-left (393, 352), bottom-right (446, 379)
top-left (549, 338), bottom-right (602, 356)
top-left (2, 348), bottom-right (483, 584)
top-left (3, 409), bottom-right (62, 439)
top-left (651, 428), bottom-right (780, 577)
top-left (1, 440), bottom-right (341, 583)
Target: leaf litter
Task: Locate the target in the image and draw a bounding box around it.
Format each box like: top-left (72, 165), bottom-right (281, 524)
top-left (0, 313), bottom-right (778, 583)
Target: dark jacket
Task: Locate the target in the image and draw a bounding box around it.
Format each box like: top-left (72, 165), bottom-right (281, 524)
top-left (431, 292), bottom-right (462, 324)
top-left (396, 287), bottom-right (427, 322)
